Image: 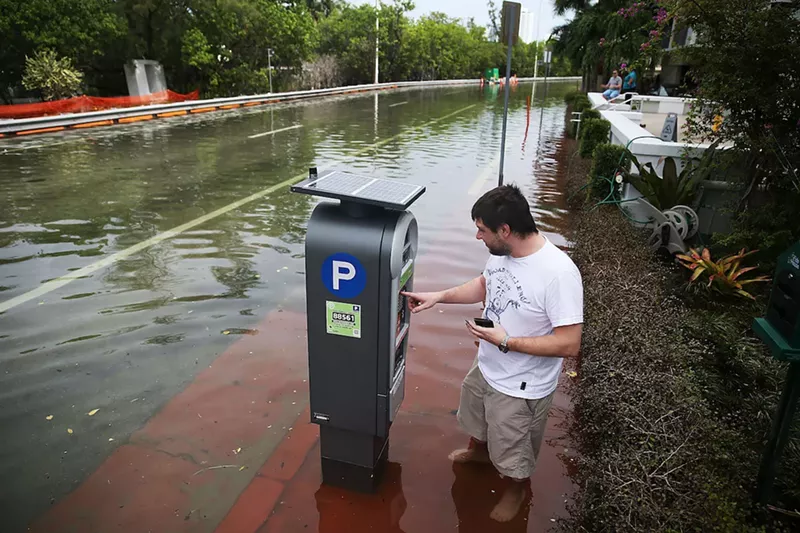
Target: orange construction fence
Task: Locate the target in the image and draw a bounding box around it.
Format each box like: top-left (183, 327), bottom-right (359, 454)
top-left (0, 89), bottom-right (200, 120)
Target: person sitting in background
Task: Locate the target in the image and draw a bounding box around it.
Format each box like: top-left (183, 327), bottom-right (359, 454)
top-left (601, 70), bottom-right (623, 100)
top-left (622, 69), bottom-right (637, 93)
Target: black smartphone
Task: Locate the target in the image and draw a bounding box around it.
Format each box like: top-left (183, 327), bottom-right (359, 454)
top-left (473, 317), bottom-right (494, 328)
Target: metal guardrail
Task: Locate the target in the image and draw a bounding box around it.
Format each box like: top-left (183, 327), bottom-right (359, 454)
top-left (0, 77), bottom-right (581, 137)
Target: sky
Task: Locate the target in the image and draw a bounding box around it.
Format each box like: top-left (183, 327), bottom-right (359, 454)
top-left (350, 0), bottom-right (572, 41)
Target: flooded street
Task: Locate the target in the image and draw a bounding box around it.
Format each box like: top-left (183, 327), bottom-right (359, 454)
top-left (0, 81), bottom-right (578, 531)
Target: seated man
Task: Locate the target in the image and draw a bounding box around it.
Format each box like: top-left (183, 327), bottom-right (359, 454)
top-left (601, 70), bottom-right (623, 100)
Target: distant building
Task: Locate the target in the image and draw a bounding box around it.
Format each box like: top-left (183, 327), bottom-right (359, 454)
top-left (519, 7), bottom-right (536, 44)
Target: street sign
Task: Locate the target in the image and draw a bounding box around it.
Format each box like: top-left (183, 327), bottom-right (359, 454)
top-left (660, 112), bottom-right (678, 142)
top-left (500, 2), bottom-right (521, 47)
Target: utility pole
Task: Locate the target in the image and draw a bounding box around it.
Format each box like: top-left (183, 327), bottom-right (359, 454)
top-left (374, 0), bottom-right (380, 84)
top-left (267, 48), bottom-right (274, 93)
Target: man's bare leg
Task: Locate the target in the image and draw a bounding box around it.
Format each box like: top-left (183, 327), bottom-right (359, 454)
top-left (490, 479), bottom-right (528, 522)
top-left (448, 437), bottom-right (491, 464)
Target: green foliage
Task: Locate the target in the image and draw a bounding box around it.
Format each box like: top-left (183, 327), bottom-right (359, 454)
top-left (578, 117), bottom-right (610, 158)
top-left (0, 0), bottom-right (125, 100)
top-left (713, 194), bottom-right (800, 274)
top-left (572, 93), bottom-right (591, 113)
top-left (667, 0), bottom-right (799, 168)
top-left (625, 140), bottom-right (721, 210)
top-left (0, 0), bottom-right (578, 99)
top-left (22, 49), bottom-right (84, 100)
top-left (658, 0), bottom-right (800, 275)
top-left (564, 89), bottom-right (581, 104)
top-left (676, 247), bottom-right (770, 300)
top-left (553, 0), bottom-right (672, 90)
top-left (581, 108), bottom-right (601, 122)
top-left (589, 143), bottom-right (628, 199)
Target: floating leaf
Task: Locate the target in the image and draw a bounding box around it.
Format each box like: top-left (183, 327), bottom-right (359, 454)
top-left (67, 428), bottom-right (73, 434)
top-left (46, 415), bottom-right (54, 421)
top-left (566, 371), bottom-right (578, 378)
top-left (239, 466), bottom-right (247, 471)
top-left (87, 409), bottom-right (99, 416)
top-left (223, 330), bottom-right (231, 335)
top-left (108, 438), bottom-right (114, 442)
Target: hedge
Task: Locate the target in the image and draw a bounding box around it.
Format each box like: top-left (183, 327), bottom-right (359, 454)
top-left (589, 143), bottom-right (629, 199)
top-left (579, 117), bottom-right (611, 158)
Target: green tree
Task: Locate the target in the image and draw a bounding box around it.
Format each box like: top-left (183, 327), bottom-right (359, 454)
top-left (318, 3), bottom-right (378, 84)
top-left (553, 0), bottom-right (669, 90)
top-left (0, 0), bottom-right (125, 101)
top-left (662, 0), bottom-right (800, 270)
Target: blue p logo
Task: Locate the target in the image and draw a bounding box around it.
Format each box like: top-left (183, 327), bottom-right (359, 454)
top-left (322, 253), bottom-right (366, 299)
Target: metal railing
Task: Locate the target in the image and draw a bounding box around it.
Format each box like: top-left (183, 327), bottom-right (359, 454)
top-left (0, 77), bottom-right (582, 137)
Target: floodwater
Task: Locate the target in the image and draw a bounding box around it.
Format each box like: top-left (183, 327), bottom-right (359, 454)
top-left (0, 80), bottom-right (579, 532)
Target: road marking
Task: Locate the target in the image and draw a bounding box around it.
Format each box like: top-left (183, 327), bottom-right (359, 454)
top-left (248, 124), bottom-right (304, 139)
top-left (388, 102), bottom-right (408, 108)
top-left (468, 154), bottom-right (501, 196)
top-left (0, 104), bottom-right (477, 314)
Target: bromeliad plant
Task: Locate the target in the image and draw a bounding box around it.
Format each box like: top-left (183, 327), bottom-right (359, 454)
top-left (676, 247), bottom-right (771, 300)
top-left (625, 140), bottom-right (721, 210)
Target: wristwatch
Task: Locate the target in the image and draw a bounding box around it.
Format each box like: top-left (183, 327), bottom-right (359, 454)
top-left (499, 335), bottom-right (510, 353)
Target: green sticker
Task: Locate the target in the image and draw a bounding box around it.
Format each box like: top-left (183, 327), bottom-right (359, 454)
top-left (400, 260), bottom-right (414, 288)
top-left (326, 301), bottom-right (361, 338)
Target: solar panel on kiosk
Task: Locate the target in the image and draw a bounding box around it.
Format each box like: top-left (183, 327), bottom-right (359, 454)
top-left (291, 170), bottom-right (425, 210)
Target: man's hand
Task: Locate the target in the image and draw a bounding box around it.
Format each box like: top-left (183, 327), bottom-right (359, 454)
top-left (465, 320), bottom-right (508, 347)
top-left (401, 291), bottom-right (442, 313)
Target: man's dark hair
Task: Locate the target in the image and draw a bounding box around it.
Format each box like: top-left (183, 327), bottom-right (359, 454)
top-left (471, 184), bottom-right (538, 236)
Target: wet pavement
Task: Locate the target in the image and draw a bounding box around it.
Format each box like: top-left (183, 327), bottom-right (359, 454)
top-left (0, 80), bottom-right (579, 532)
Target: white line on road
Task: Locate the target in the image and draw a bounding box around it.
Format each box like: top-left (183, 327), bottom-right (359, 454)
top-left (247, 124), bottom-right (304, 139)
top-left (388, 102), bottom-right (408, 108)
top-left (468, 154), bottom-right (501, 196)
top-left (0, 104), bottom-right (477, 314)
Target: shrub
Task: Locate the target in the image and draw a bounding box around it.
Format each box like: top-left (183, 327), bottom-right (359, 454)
top-left (22, 49), bottom-right (83, 101)
top-left (589, 143), bottom-right (629, 199)
top-left (572, 93), bottom-right (592, 113)
top-left (564, 88), bottom-right (581, 105)
top-left (581, 108), bottom-right (601, 122)
top-left (579, 118), bottom-right (611, 158)
top-left (565, 92), bottom-right (592, 139)
top-left (713, 193), bottom-right (800, 275)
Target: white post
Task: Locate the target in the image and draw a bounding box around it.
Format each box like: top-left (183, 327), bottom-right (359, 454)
top-left (532, 0), bottom-right (543, 94)
top-left (267, 48), bottom-right (274, 94)
top-left (374, 0), bottom-right (380, 84)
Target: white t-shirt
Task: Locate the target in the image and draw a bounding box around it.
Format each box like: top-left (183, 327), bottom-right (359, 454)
top-left (477, 237), bottom-right (583, 400)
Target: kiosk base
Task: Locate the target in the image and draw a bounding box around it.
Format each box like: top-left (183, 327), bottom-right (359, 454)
top-left (320, 426), bottom-right (390, 493)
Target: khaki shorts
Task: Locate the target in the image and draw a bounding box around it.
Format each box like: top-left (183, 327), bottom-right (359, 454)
top-left (456, 357), bottom-right (555, 479)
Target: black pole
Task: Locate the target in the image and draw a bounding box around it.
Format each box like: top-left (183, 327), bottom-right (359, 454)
top-left (497, 9), bottom-right (515, 187)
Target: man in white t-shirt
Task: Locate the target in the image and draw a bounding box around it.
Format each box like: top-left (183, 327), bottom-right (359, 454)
top-left (402, 185), bottom-right (583, 522)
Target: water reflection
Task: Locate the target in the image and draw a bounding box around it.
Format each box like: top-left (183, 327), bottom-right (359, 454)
top-left (315, 462), bottom-right (407, 533)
